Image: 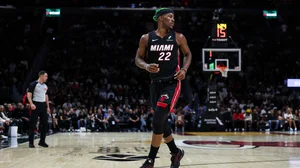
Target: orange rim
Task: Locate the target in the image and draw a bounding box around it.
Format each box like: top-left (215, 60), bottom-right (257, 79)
top-left (216, 65), bottom-right (228, 73)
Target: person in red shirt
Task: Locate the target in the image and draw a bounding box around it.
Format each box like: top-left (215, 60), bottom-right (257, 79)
top-left (7, 104), bottom-right (15, 113)
top-left (233, 109), bottom-right (245, 131)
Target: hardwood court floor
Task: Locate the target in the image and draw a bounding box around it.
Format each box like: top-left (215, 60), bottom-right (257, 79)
top-left (1, 131), bottom-right (300, 168)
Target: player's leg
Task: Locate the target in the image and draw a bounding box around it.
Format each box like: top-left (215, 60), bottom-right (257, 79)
top-left (141, 82), bottom-right (170, 168)
top-left (163, 81), bottom-right (184, 168)
top-left (141, 105), bottom-right (170, 168)
top-left (163, 119), bottom-right (184, 168)
top-left (163, 119), bottom-right (178, 154)
top-left (163, 118), bottom-right (178, 154)
top-left (149, 105), bottom-right (170, 158)
top-left (163, 80), bottom-right (181, 149)
top-left (148, 81), bottom-right (181, 161)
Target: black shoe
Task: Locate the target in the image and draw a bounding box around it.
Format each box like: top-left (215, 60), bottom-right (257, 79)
top-left (140, 158), bottom-right (154, 168)
top-left (38, 142), bottom-right (49, 148)
top-left (170, 148), bottom-right (184, 168)
top-left (29, 144), bottom-right (35, 148)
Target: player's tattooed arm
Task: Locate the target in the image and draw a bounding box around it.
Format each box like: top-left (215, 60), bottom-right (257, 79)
top-left (135, 34), bottom-right (159, 73)
top-left (177, 33), bottom-right (192, 72)
top-left (174, 33), bottom-right (192, 80)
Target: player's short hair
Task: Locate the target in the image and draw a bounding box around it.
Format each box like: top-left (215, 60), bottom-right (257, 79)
top-left (38, 70), bottom-right (47, 77)
top-left (153, 8), bottom-right (174, 22)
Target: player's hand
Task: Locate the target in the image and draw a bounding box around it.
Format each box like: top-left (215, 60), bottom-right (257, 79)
top-left (47, 107), bottom-right (50, 113)
top-left (174, 69), bottom-right (186, 80)
top-left (30, 104), bottom-right (36, 110)
top-left (146, 63), bottom-right (159, 73)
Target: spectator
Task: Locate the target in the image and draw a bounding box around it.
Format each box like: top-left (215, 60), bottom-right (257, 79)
top-left (284, 108), bottom-right (297, 131)
top-left (244, 109), bottom-right (252, 131)
top-left (168, 112), bottom-right (176, 132)
top-left (233, 110), bottom-right (244, 132)
top-left (0, 105), bottom-right (10, 123)
top-left (77, 109), bottom-right (87, 130)
top-left (140, 109), bottom-right (147, 132)
top-left (122, 108), bottom-right (130, 124)
top-left (239, 100), bottom-right (246, 111)
top-left (0, 105), bottom-right (11, 135)
top-left (146, 108), bottom-right (154, 131)
top-left (51, 108), bottom-right (59, 132)
top-left (258, 110), bottom-right (269, 132)
top-left (62, 100), bottom-right (72, 109)
top-left (68, 108), bottom-right (78, 131)
top-left (21, 104), bottom-right (30, 134)
top-left (175, 108), bottom-right (185, 132)
top-left (107, 90), bottom-right (115, 100)
top-left (95, 108), bottom-right (107, 131)
top-left (229, 97), bottom-right (239, 106)
top-left (293, 109), bottom-right (300, 128)
top-left (268, 109), bottom-right (279, 131)
top-left (0, 122), bottom-right (6, 139)
top-left (183, 104), bottom-right (192, 115)
top-left (129, 108), bottom-right (140, 131)
top-left (197, 105), bottom-right (206, 118)
top-left (60, 109), bottom-right (71, 132)
top-left (12, 103), bottom-right (25, 134)
top-left (277, 110), bottom-right (285, 130)
top-left (106, 108), bottom-right (121, 132)
top-left (251, 108), bottom-right (260, 131)
top-left (89, 113), bottom-right (97, 132)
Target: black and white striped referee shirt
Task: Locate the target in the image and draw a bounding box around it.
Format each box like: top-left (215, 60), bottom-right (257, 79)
top-left (28, 81), bottom-right (48, 102)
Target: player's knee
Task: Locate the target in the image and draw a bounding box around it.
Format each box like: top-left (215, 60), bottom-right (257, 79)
top-left (152, 106), bottom-right (169, 134)
top-left (152, 119), bottom-right (164, 134)
top-left (163, 128), bottom-right (172, 138)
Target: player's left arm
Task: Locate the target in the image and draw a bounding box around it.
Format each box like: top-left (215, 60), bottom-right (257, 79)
top-left (46, 90), bottom-right (50, 113)
top-left (174, 33), bottom-right (192, 80)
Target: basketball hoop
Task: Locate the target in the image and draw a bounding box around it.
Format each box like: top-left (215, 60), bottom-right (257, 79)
top-left (216, 66), bottom-right (228, 78)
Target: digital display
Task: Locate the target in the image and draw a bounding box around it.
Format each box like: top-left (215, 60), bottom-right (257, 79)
top-left (263, 10), bottom-right (277, 19)
top-left (217, 23), bottom-right (227, 38)
top-left (212, 23), bottom-right (228, 42)
top-left (46, 8), bottom-right (61, 17)
top-left (287, 79), bottom-right (300, 87)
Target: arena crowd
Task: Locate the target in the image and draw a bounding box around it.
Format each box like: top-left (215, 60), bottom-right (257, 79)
top-left (1, 5), bottom-right (300, 139)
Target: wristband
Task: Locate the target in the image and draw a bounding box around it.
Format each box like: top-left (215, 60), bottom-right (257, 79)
top-left (181, 68), bottom-right (187, 73)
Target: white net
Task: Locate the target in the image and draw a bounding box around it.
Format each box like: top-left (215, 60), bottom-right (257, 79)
top-left (216, 66), bottom-right (228, 78)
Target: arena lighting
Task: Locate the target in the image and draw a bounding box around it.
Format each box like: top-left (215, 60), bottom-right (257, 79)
top-left (0, 5), bottom-right (15, 9)
top-left (287, 79), bottom-right (300, 88)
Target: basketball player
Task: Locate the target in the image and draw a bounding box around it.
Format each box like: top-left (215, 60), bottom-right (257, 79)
top-left (135, 8), bottom-right (192, 168)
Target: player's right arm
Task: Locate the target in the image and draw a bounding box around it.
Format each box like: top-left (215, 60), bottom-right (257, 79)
top-left (135, 34), bottom-right (159, 73)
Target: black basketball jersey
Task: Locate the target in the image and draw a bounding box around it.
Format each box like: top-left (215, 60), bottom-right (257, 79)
top-left (147, 30), bottom-right (180, 81)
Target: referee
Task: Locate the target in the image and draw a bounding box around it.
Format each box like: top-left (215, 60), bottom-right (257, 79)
top-left (27, 70), bottom-right (50, 148)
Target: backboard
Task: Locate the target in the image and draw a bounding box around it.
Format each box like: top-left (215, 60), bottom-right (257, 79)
top-left (202, 48), bottom-right (241, 72)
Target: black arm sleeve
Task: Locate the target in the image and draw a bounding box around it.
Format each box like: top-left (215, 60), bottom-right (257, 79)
top-left (28, 81), bottom-right (38, 93)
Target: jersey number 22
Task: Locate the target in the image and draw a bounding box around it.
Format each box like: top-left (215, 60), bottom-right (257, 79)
top-left (158, 52), bottom-right (171, 61)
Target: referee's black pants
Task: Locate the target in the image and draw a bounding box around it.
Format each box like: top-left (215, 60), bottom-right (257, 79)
top-left (29, 101), bottom-right (48, 144)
